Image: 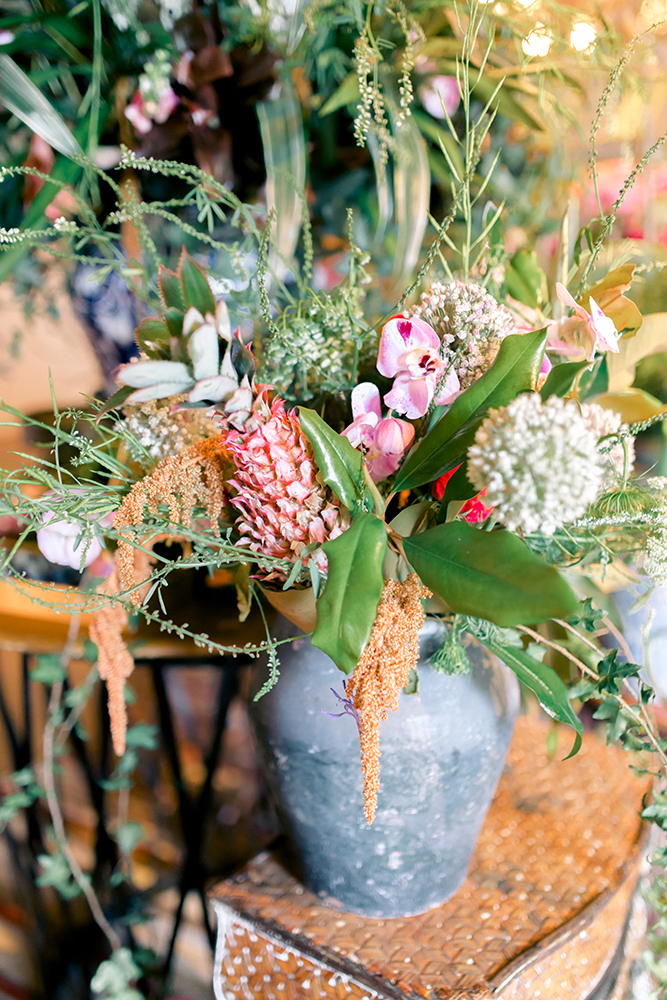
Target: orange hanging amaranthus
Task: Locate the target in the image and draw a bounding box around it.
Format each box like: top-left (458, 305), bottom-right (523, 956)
top-left (345, 573), bottom-right (431, 824)
top-left (91, 436), bottom-right (230, 756)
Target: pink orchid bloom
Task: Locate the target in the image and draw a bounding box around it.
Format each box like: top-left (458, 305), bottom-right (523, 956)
top-left (342, 383), bottom-right (415, 482)
top-left (378, 316), bottom-right (460, 419)
top-left (548, 283), bottom-right (620, 361)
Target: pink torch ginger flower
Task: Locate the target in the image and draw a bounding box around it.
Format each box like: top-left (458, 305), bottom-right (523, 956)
top-left (342, 383), bottom-right (414, 482)
top-left (378, 316), bottom-right (460, 419)
top-left (225, 388), bottom-right (349, 582)
top-left (548, 283), bottom-right (620, 361)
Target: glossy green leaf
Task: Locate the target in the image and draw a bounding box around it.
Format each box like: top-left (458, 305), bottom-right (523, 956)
top-left (0, 54), bottom-right (82, 158)
top-left (312, 513), bottom-right (387, 674)
top-left (505, 250), bottom-right (548, 309)
top-left (394, 329), bottom-right (547, 491)
top-left (159, 266), bottom-right (186, 311)
top-left (136, 319), bottom-right (171, 358)
top-left (483, 638), bottom-right (582, 758)
top-left (539, 360), bottom-right (591, 400)
top-left (179, 251), bottom-right (216, 317)
top-left (440, 463), bottom-right (476, 504)
top-left (299, 407), bottom-right (371, 514)
top-left (403, 521), bottom-right (580, 626)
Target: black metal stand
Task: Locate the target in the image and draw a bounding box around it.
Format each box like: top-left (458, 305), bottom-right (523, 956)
top-left (0, 647), bottom-right (250, 995)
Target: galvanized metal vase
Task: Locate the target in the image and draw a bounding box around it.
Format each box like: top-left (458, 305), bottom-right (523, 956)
top-left (249, 617), bottom-right (520, 918)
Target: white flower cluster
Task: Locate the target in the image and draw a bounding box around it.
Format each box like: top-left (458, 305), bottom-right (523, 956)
top-left (53, 216), bottom-right (78, 235)
top-left (119, 148), bottom-right (158, 172)
top-left (122, 398), bottom-right (216, 464)
top-left (155, 0), bottom-right (190, 28)
top-left (467, 393), bottom-right (603, 535)
top-left (645, 528), bottom-right (667, 586)
top-left (101, 0), bottom-right (140, 30)
top-left (0, 227), bottom-right (26, 244)
top-left (137, 49), bottom-right (173, 106)
top-left (580, 403), bottom-right (634, 486)
top-left (412, 280), bottom-right (515, 388)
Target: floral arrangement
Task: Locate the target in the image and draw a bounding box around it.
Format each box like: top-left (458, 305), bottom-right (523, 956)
top-left (4, 4), bottom-right (667, 994)
top-left (15, 243), bottom-right (667, 836)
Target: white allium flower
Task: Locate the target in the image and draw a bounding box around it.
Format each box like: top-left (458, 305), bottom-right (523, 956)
top-left (412, 280), bottom-right (515, 388)
top-left (467, 393), bottom-right (604, 535)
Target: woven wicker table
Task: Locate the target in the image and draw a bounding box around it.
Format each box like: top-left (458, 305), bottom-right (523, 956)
top-left (210, 715), bottom-right (651, 1000)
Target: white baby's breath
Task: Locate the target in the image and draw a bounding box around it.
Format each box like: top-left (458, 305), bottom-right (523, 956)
top-left (467, 393), bottom-right (603, 535)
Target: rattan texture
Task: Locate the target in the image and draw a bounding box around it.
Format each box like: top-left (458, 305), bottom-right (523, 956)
top-left (211, 715), bottom-right (650, 999)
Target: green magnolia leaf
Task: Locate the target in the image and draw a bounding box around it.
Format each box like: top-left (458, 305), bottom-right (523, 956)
top-left (505, 249), bottom-right (548, 309)
top-left (440, 463), bottom-right (476, 504)
top-left (136, 319), bottom-right (171, 358)
top-left (395, 329), bottom-right (547, 491)
top-left (539, 360), bottom-right (591, 400)
top-left (403, 521), bottom-right (580, 626)
top-left (312, 513), bottom-right (387, 674)
top-left (179, 251), bottom-right (216, 317)
top-left (0, 55), bottom-right (82, 159)
top-left (159, 265), bottom-right (186, 311)
top-left (299, 407), bottom-right (371, 514)
top-left (483, 638), bottom-right (583, 758)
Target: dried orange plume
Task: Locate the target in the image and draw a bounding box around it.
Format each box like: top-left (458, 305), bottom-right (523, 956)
top-left (113, 437), bottom-right (230, 602)
top-left (92, 436), bottom-right (228, 755)
top-left (345, 573), bottom-right (431, 824)
top-left (89, 566), bottom-right (135, 758)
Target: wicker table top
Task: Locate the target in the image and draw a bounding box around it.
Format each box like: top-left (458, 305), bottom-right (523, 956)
top-left (211, 715), bottom-right (651, 999)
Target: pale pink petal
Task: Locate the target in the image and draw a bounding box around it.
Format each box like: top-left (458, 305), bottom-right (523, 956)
top-left (433, 367), bottom-right (461, 405)
top-left (374, 417), bottom-right (415, 456)
top-left (589, 296), bottom-right (619, 353)
top-left (342, 413), bottom-right (377, 449)
top-left (556, 282), bottom-right (590, 323)
top-left (366, 451), bottom-right (401, 482)
top-left (351, 382), bottom-right (382, 420)
top-left (155, 86), bottom-right (179, 123)
top-left (384, 373), bottom-right (434, 419)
